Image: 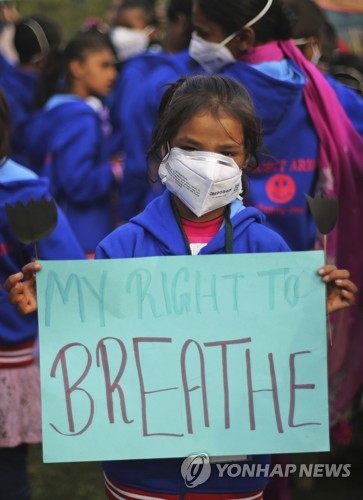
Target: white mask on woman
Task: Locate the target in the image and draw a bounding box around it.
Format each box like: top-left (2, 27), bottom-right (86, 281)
top-left (159, 147), bottom-right (242, 217)
top-left (189, 31), bottom-right (238, 73)
top-left (189, 0), bottom-right (274, 73)
top-left (110, 26), bottom-right (150, 61)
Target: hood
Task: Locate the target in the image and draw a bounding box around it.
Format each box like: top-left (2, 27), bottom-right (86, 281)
top-left (129, 191), bottom-right (265, 255)
top-left (0, 159), bottom-right (49, 229)
top-left (222, 59), bottom-right (306, 135)
top-left (13, 95), bottom-right (96, 172)
top-left (0, 54), bottom-right (38, 110)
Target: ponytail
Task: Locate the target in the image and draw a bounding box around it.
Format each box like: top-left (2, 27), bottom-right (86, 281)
top-left (35, 46), bottom-right (66, 108)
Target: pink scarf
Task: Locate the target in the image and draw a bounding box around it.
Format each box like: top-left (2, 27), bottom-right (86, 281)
top-left (241, 40), bottom-right (363, 422)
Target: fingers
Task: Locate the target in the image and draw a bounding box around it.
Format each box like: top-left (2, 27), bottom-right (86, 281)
top-left (22, 262), bottom-right (42, 280)
top-left (4, 272), bottom-right (24, 292)
top-left (340, 288), bottom-right (356, 306)
top-left (318, 266), bottom-right (350, 283)
top-left (7, 282), bottom-right (26, 305)
top-left (335, 278), bottom-right (358, 295)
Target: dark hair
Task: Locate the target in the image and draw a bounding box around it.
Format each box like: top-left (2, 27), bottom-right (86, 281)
top-left (167, 0), bottom-right (192, 22)
top-left (14, 14), bottom-right (62, 65)
top-left (116, 0), bottom-right (156, 24)
top-left (284, 0), bottom-right (337, 64)
top-left (35, 30), bottom-right (114, 108)
top-left (194, 0), bottom-right (294, 43)
top-left (329, 52), bottom-right (363, 95)
top-left (0, 91), bottom-right (10, 162)
top-left (149, 75), bottom-right (262, 174)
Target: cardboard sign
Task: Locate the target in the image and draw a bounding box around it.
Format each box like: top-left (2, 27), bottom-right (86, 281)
top-left (37, 251), bottom-right (329, 463)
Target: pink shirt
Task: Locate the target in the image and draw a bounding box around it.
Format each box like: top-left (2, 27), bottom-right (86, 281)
top-left (181, 215), bottom-right (224, 255)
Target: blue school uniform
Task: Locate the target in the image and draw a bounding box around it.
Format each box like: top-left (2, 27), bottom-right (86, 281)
top-left (325, 74), bottom-right (363, 136)
top-left (107, 50), bottom-right (173, 156)
top-left (0, 53), bottom-right (37, 128)
top-left (14, 95), bottom-right (115, 253)
top-left (222, 60), bottom-right (318, 252)
top-left (96, 191), bottom-right (289, 494)
top-left (0, 159), bottom-right (85, 347)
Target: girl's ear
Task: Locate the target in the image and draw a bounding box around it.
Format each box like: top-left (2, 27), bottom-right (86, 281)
top-left (69, 59), bottom-right (83, 80)
top-left (235, 27), bottom-right (255, 54)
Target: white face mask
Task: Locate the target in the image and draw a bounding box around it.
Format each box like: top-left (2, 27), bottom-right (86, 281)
top-left (110, 26), bottom-right (150, 61)
top-left (310, 43), bottom-right (322, 66)
top-left (293, 38), bottom-right (322, 66)
top-left (159, 148), bottom-right (242, 217)
top-left (189, 31), bottom-right (237, 73)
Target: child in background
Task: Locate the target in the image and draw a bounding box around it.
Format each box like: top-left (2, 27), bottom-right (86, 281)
top-left (0, 91), bottom-right (85, 499)
top-left (5, 75), bottom-right (357, 500)
top-left (14, 29), bottom-right (120, 256)
top-left (0, 14), bottom-right (62, 131)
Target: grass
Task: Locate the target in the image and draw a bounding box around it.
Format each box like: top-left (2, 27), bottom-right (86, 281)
top-left (28, 444), bottom-right (105, 500)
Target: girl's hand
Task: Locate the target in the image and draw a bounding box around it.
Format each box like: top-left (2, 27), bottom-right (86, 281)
top-left (4, 262), bottom-right (41, 314)
top-left (318, 265), bottom-right (357, 314)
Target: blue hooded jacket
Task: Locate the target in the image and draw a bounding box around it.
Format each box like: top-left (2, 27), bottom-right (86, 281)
top-left (13, 95), bottom-right (115, 253)
top-left (107, 50), bottom-right (174, 156)
top-left (96, 190), bottom-right (289, 494)
top-left (0, 159), bottom-right (85, 346)
top-left (0, 53), bottom-right (38, 128)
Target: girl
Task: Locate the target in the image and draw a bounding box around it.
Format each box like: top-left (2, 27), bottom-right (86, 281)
top-left (0, 15), bottom-right (62, 131)
top-left (0, 91), bottom-right (85, 499)
top-left (5, 75), bottom-right (357, 499)
top-left (15, 29), bottom-right (120, 256)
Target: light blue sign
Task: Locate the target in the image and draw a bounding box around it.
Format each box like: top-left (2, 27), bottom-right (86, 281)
top-left (37, 251), bottom-right (329, 463)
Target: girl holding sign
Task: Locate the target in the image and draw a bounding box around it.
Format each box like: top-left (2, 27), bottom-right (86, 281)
top-left (5, 75), bottom-right (357, 499)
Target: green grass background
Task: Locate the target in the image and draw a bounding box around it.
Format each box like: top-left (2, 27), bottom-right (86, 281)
top-left (29, 444), bottom-right (104, 499)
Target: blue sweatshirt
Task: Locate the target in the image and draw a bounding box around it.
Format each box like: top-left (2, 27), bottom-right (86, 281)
top-left (107, 50), bottom-right (174, 156)
top-left (0, 159), bottom-right (85, 346)
top-left (222, 60), bottom-right (318, 252)
top-left (96, 190), bottom-right (289, 494)
top-left (0, 53), bottom-right (38, 128)
top-left (13, 95), bottom-right (115, 253)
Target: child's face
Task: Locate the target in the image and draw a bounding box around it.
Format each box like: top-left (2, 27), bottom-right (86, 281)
top-left (171, 109), bottom-right (246, 168)
top-left (117, 7), bottom-right (151, 30)
top-left (73, 49), bottom-right (117, 98)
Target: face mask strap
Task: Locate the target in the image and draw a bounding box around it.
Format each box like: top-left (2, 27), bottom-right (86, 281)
top-left (311, 43), bottom-right (321, 66)
top-left (293, 38), bottom-right (308, 47)
top-left (244, 0), bottom-right (274, 28)
top-left (220, 31), bottom-right (239, 47)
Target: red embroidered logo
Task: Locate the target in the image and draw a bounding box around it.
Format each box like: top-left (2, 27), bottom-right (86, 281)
top-left (266, 174), bottom-right (296, 204)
